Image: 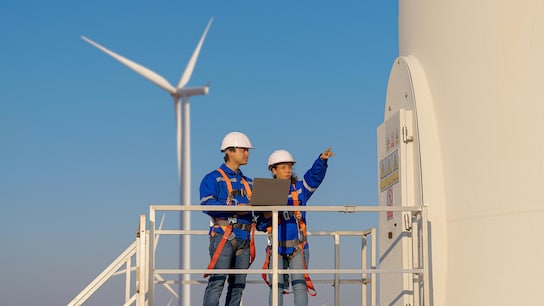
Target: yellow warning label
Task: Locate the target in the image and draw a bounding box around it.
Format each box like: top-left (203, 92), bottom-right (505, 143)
top-left (379, 149), bottom-right (399, 192)
top-left (387, 158), bottom-right (392, 175)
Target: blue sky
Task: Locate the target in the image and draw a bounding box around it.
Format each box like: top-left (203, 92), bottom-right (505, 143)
top-left (0, 1), bottom-right (398, 305)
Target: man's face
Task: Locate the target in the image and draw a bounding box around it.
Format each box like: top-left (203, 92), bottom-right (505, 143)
top-left (229, 147), bottom-right (250, 166)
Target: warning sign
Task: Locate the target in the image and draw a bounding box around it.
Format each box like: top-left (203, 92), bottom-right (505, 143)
top-left (380, 149), bottom-right (399, 192)
top-left (387, 188), bottom-right (394, 220)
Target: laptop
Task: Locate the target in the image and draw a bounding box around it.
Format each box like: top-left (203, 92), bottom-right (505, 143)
top-left (249, 178), bottom-right (291, 206)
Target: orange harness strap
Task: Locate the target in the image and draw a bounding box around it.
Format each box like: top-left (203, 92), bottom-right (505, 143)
top-left (261, 242), bottom-right (272, 286)
top-left (204, 224), bottom-right (233, 278)
top-left (291, 189), bottom-right (317, 296)
top-left (261, 186), bottom-right (317, 296)
top-left (261, 239), bottom-right (290, 295)
top-left (216, 168), bottom-right (252, 200)
top-left (204, 169), bottom-right (255, 278)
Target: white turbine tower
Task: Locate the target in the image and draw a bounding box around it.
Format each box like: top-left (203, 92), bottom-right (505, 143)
top-left (82, 17), bottom-right (214, 306)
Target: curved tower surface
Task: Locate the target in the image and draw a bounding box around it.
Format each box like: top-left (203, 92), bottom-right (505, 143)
top-left (379, 1), bottom-right (544, 305)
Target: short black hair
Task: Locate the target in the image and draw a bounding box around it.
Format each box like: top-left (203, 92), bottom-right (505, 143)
top-left (223, 147), bottom-right (236, 162)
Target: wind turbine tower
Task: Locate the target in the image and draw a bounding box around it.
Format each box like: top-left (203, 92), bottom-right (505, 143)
top-left (377, 1), bottom-right (544, 305)
top-left (82, 17), bottom-right (214, 306)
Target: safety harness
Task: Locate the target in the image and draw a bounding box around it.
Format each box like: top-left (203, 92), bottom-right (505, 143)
top-left (261, 186), bottom-right (317, 296)
top-left (204, 168), bottom-right (256, 278)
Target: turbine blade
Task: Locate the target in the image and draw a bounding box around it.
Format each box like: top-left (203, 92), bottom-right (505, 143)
top-left (81, 36), bottom-right (176, 94)
top-left (176, 17), bottom-right (214, 90)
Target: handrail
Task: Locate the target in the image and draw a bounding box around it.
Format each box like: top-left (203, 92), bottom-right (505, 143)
top-left (67, 204), bottom-right (428, 306)
top-left (68, 234), bottom-right (140, 305)
top-left (147, 204), bottom-right (425, 306)
top-left (67, 241), bottom-right (137, 306)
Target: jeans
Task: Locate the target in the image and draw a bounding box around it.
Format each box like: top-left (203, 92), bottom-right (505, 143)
top-left (269, 248), bottom-right (310, 306)
top-left (203, 233), bottom-right (250, 306)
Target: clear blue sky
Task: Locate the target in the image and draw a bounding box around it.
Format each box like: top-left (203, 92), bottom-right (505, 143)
top-left (0, 1), bottom-right (398, 305)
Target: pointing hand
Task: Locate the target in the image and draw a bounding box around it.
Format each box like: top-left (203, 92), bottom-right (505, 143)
top-left (320, 146), bottom-right (334, 160)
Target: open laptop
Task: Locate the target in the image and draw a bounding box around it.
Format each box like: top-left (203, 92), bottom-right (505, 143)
top-left (249, 178), bottom-right (290, 206)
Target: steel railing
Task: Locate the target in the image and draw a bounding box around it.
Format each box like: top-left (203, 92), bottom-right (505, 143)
top-left (67, 204), bottom-right (429, 306)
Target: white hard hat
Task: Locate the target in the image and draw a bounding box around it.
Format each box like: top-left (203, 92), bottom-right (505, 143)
top-left (220, 132), bottom-right (254, 151)
top-left (268, 150), bottom-right (296, 169)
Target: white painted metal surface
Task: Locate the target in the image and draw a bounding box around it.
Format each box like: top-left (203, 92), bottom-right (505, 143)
top-left (386, 1), bottom-right (544, 304)
top-left (377, 108), bottom-right (418, 305)
top-left (378, 55), bottom-right (435, 306)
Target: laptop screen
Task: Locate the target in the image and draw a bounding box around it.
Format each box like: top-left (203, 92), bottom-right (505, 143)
top-left (249, 178), bottom-right (290, 206)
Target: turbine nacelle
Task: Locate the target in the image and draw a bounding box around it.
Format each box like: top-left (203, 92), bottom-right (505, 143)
top-left (174, 85), bottom-right (209, 99)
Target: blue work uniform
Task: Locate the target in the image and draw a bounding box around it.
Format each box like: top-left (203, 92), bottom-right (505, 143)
top-left (200, 163), bottom-right (254, 239)
top-left (200, 163), bottom-right (253, 306)
top-left (258, 155), bottom-right (328, 254)
top-left (258, 155), bottom-right (329, 306)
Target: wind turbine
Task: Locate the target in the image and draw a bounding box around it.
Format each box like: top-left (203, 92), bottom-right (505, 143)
top-left (82, 17), bottom-right (214, 306)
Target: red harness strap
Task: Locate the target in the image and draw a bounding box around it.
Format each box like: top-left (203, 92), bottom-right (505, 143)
top-left (204, 169), bottom-right (255, 278)
top-left (261, 185), bottom-right (317, 296)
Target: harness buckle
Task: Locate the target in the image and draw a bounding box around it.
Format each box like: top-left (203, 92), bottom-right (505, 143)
top-left (230, 189), bottom-right (247, 197)
top-left (283, 211), bottom-right (291, 220)
top-left (228, 215), bottom-right (238, 224)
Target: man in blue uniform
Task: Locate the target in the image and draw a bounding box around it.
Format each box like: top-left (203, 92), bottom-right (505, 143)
top-left (200, 131), bottom-right (255, 306)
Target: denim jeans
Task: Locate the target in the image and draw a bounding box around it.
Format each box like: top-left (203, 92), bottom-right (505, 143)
top-left (203, 233), bottom-right (250, 306)
top-left (268, 248), bottom-right (310, 306)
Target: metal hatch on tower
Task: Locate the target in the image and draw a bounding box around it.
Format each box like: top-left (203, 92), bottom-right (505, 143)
top-left (377, 56), bottom-right (431, 305)
top-left (377, 108), bottom-right (417, 306)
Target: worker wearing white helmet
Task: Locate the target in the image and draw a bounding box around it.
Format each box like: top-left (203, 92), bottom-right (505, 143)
top-left (267, 149), bottom-right (296, 170)
top-left (200, 131), bottom-right (255, 306)
top-left (220, 131), bottom-right (254, 151)
top-left (259, 147), bottom-right (334, 306)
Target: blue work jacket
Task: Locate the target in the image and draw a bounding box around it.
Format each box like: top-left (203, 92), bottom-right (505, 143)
top-left (200, 163), bottom-right (253, 240)
top-left (258, 155), bottom-right (328, 255)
